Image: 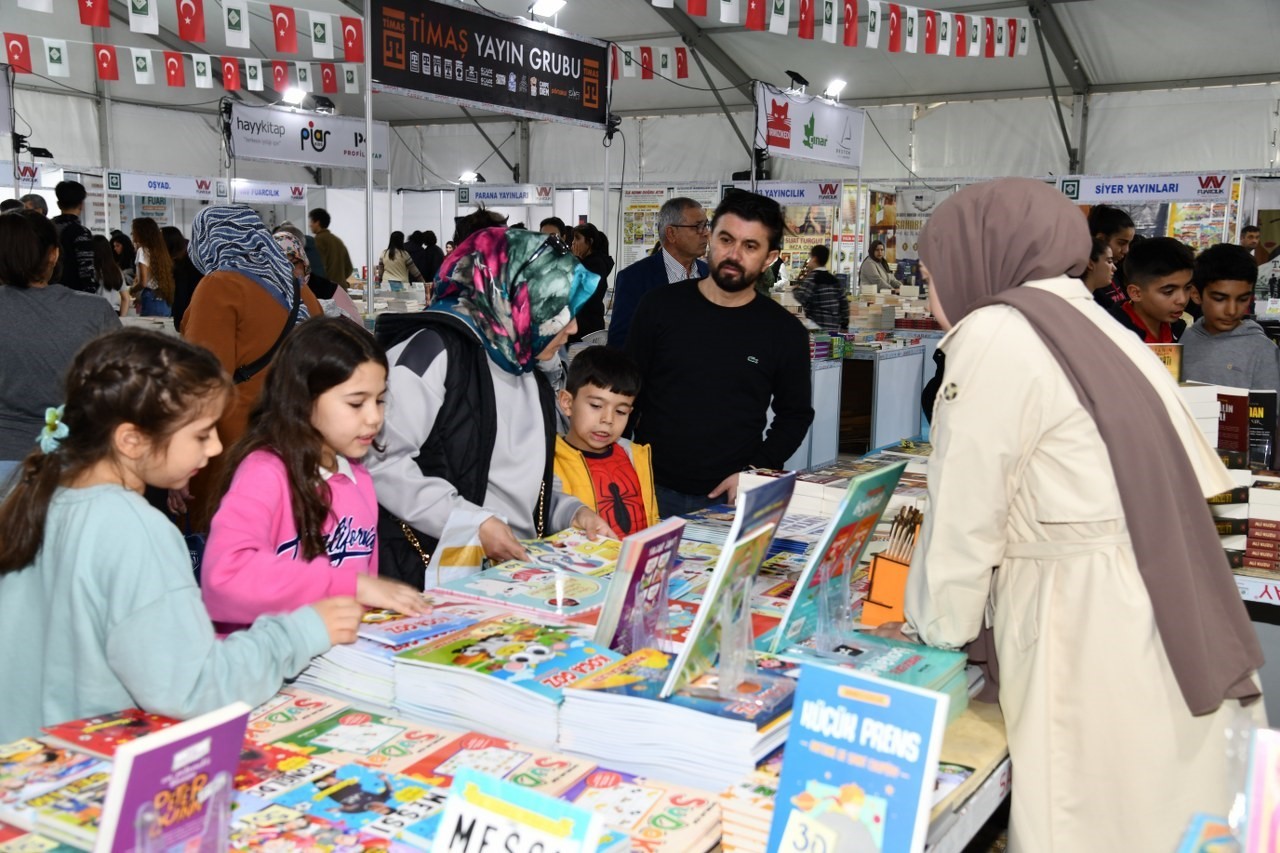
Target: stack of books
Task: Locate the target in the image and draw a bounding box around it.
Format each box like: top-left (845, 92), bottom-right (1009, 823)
top-left (1247, 481), bottom-right (1280, 574)
top-left (1178, 382), bottom-right (1221, 449)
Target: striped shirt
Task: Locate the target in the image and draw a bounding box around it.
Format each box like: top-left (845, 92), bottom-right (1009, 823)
top-left (662, 248), bottom-right (701, 284)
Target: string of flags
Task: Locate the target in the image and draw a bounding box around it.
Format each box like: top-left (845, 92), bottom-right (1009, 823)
top-left (12, 0), bottom-right (364, 62)
top-left (639, 0), bottom-right (1029, 62)
top-left (3, 32), bottom-right (362, 94)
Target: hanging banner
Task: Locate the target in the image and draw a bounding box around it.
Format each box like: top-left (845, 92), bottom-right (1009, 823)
top-left (732, 180), bottom-right (843, 206)
top-left (372, 0), bottom-right (608, 129)
top-left (755, 82), bottom-right (865, 169)
top-left (231, 179), bottom-right (308, 204)
top-left (456, 183), bottom-right (553, 206)
top-left (105, 169), bottom-right (229, 200)
top-left (1058, 173), bottom-right (1231, 204)
top-left (2, 160), bottom-right (43, 186)
top-left (228, 102), bottom-right (389, 172)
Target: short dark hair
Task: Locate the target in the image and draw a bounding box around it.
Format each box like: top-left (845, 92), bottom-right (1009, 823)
top-left (1242, 225), bottom-right (1261, 237)
top-left (1125, 237), bottom-right (1195, 287)
top-left (711, 190), bottom-right (786, 251)
top-left (566, 346), bottom-right (641, 398)
top-left (423, 230), bottom-right (438, 247)
top-left (1193, 243), bottom-right (1259, 292)
top-left (453, 208), bottom-right (506, 245)
top-left (809, 244), bottom-right (830, 266)
top-left (308, 207), bottom-right (331, 229)
top-left (1087, 204), bottom-right (1134, 238)
top-left (0, 199), bottom-right (21, 213)
top-left (54, 180), bottom-right (87, 211)
top-left (0, 210), bottom-right (55, 287)
top-left (540, 216), bottom-right (566, 232)
top-left (1089, 237), bottom-right (1109, 263)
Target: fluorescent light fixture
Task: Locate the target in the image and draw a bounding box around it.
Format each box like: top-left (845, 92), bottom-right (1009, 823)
top-left (459, 171), bottom-right (479, 184)
top-left (528, 0), bottom-right (565, 17)
top-left (282, 87), bottom-right (307, 105)
top-left (824, 79), bottom-right (846, 99)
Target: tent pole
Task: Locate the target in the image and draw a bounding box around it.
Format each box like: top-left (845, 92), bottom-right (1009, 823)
top-left (363, 0), bottom-right (374, 322)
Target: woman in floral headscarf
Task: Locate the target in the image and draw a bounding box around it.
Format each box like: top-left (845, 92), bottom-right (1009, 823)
top-left (272, 228), bottom-right (362, 323)
top-left (367, 223), bottom-right (610, 588)
top-left (179, 206), bottom-right (322, 527)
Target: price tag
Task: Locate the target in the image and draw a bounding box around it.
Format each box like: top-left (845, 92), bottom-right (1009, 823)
top-left (776, 809), bottom-right (839, 853)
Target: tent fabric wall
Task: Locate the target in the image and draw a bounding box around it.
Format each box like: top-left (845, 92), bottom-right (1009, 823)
top-left (912, 98), bottom-right (1072, 179)
top-left (14, 89), bottom-right (101, 168)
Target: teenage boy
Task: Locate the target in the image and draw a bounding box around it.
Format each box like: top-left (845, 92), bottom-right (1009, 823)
top-left (1108, 237), bottom-right (1194, 343)
top-left (1183, 243), bottom-right (1279, 390)
top-left (792, 244), bottom-right (848, 333)
top-left (1088, 204), bottom-right (1136, 307)
top-left (51, 181), bottom-right (96, 294)
top-left (554, 346), bottom-right (658, 539)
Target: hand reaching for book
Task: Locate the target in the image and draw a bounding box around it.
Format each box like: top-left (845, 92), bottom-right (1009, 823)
top-left (356, 575), bottom-right (431, 616)
top-left (572, 507), bottom-right (613, 541)
top-left (479, 516), bottom-right (528, 562)
top-left (868, 621), bottom-right (919, 644)
top-left (311, 597), bottom-right (362, 645)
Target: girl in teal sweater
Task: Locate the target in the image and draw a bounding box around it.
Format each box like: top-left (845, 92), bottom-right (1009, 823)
top-left (0, 329), bottom-right (361, 741)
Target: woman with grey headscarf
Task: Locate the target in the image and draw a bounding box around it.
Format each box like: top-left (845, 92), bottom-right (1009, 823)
top-left (877, 178), bottom-right (1263, 851)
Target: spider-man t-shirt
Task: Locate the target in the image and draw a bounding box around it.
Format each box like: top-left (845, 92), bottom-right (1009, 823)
top-left (582, 444), bottom-right (649, 538)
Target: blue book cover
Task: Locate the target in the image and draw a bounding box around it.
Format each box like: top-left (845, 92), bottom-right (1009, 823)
top-left (435, 566), bottom-right (610, 619)
top-left (270, 765), bottom-right (447, 840)
top-left (765, 663), bottom-right (949, 853)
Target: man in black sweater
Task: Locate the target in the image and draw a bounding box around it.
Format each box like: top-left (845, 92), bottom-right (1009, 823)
top-left (51, 181), bottom-right (96, 294)
top-left (626, 190), bottom-right (814, 517)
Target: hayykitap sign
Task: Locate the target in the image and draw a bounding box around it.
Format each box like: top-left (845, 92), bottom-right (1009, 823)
top-left (755, 82), bottom-right (865, 170)
top-left (228, 102), bottom-right (389, 172)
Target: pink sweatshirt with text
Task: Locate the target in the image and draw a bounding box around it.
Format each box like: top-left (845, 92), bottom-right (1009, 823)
top-left (202, 449), bottom-right (379, 632)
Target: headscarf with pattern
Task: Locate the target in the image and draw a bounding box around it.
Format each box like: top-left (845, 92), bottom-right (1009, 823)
top-left (189, 205), bottom-right (307, 319)
top-left (431, 227), bottom-right (598, 375)
top-left (272, 231), bottom-right (310, 287)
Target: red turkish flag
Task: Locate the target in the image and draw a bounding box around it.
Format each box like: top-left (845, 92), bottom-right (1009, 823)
top-left (924, 10), bottom-right (937, 54)
top-left (94, 43), bottom-right (118, 80)
top-left (221, 56), bottom-right (240, 90)
top-left (270, 5), bottom-right (298, 54)
top-left (1007, 17), bottom-right (1018, 57)
top-left (320, 62), bottom-right (338, 92)
top-left (984, 16), bottom-right (995, 57)
top-left (4, 34), bottom-right (32, 74)
top-left (78, 0), bottom-right (109, 28)
top-left (887, 3), bottom-right (901, 52)
top-left (954, 13), bottom-right (968, 56)
top-left (271, 60), bottom-right (289, 90)
top-left (687, 0), bottom-right (707, 14)
top-left (843, 0), bottom-right (857, 47)
top-left (745, 0), bottom-right (766, 31)
top-left (638, 46), bottom-right (653, 79)
top-left (164, 51), bottom-right (185, 86)
top-left (339, 16), bottom-right (364, 63)
top-left (611, 44), bottom-right (619, 80)
top-left (798, 0), bottom-right (815, 39)
top-left (674, 46), bottom-right (688, 78)
top-left (175, 0), bottom-right (204, 41)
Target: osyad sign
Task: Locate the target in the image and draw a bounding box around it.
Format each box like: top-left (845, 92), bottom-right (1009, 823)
top-left (1058, 173), bottom-right (1231, 203)
top-left (105, 170), bottom-right (227, 200)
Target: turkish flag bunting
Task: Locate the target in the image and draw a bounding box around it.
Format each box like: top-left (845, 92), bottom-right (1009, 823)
top-left (954, 13), bottom-right (967, 56)
top-left (339, 16), bottom-right (364, 63)
top-left (1007, 17), bottom-right (1018, 56)
top-left (611, 44), bottom-right (619, 80)
top-left (221, 56), bottom-right (240, 90)
top-left (175, 0), bottom-right (204, 41)
top-left (4, 34), bottom-right (32, 73)
top-left (94, 43), bottom-right (119, 80)
top-left (272, 59), bottom-right (289, 89)
top-left (745, 0), bottom-right (767, 30)
top-left (984, 17), bottom-right (995, 57)
top-left (674, 46), bottom-right (688, 78)
top-left (887, 3), bottom-right (901, 52)
top-left (270, 5), bottom-right (298, 54)
top-left (843, 0), bottom-right (857, 47)
top-left (797, 0), bottom-right (815, 38)
top-left (638, 46), bottom-right (653, 79)
top-left (686, 0), bottom-right (707, 13)
top-left (923, 10), bottom-right (937, 53)
top-left (78, 0), bottom-right (109, 27)
top-left (321, 62), bottom-right (338, 92)
top-left (163, 51), bottom-right (185, 86)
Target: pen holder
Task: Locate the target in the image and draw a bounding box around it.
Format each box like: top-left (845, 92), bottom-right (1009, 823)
top-left (860, 552), bottom-right (911, 627)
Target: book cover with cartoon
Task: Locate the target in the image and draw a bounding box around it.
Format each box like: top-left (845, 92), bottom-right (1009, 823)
top-left (561, 768), bottom-right (718, 852)
top-left (400, 732), bottom-right (592, 797)
top-left (246, 690), bottom-right (350, 745)
top-left (0, 741), bottom-right (101, 809)
top-left (270, 765), bottom-right (443, 839)
top-left (512, 529), bottom-right (623, 577)
top-left (40, 710), bottom-right (179, 759)
top-left (435, 566), bottom-right (610, 619)
top-left (271, 711), bottom-right (460, 774)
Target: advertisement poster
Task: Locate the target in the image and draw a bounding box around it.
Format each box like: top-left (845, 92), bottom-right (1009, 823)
top-left (229, 103), bottom-right (388, 172)
top-left (867, 190), bottom-right (898, 273)
top-left (1165, 202), bottom-right (1229, 252)
top-left (756, 82), bottom-right (865, 169)
top-left (372, 0), bottom-right (608, 128)
top-left (620, 186), bottom-right (668, 268)
top-left (833, 182), bottom-right (863, 277)
top-left (731, 182), bottom-right (839, 279)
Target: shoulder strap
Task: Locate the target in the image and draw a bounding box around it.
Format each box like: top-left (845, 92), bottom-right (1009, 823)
top-left (234, 279), bottom-right (302, 385)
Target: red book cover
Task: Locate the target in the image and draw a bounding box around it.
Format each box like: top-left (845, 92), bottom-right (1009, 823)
top-left (1219, 390), bottom-right (1250, 454)
top-left (40, 709), bottom-right (179, 758)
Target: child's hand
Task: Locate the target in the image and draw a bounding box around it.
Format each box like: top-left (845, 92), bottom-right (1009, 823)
top-left (311, 597), bottom-right (362, 645)
top-left (356, 575), bottom-right (430, 616)
top-left (572, 507), bottom-right (613, 541)
top-left (479, 516), bottom-right (528, 562)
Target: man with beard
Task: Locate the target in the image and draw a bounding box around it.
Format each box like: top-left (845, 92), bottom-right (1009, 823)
top-left (625, 191), bottom-right (814, 517)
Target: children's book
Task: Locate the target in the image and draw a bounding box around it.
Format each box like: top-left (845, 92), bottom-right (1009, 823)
top-left (234, 741), bottom-right (322, 792)
top-left (271, 711), bottom-right (461, 773)
top-left (0, 741), bottom-right (101, 808)
top-left (507, 529), bottom-right (624, 578)
top-left (1175, 812), bottom-right (1238, 853)
top-left (269, 765), bottom-right (446, 840)
top-left (40, 710), bottom-right (180, 759)
top-left (246, 690), bottom-right (350, 745)
top-left (237, 756), bottom-right (344, 802)
top-left (434, 566), bottom-right (610, 620)
top-left (357, 608), bottom-right (483, 648)
top-left (93, 701), bottom-right (250, 853)
top-left (594, 517), bottom-right (684, 655)
top-left (0, 768), bottom-right (111, 850)
top-left (0, 822), bottom-right (82, 853)
top-left (769, 461), bottom-right (907, 653)
top-left (765, 663), bottom-right (949, 853)
top-left (400, 732), bottom-right (593, 797)
top-left (561, 768), bottom-right (719, 853)
top-left (663, 599), bottom-right (780, 651)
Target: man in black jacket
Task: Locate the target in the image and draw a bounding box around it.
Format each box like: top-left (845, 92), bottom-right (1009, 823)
top-left (51, 181), bottom-right (96, 294)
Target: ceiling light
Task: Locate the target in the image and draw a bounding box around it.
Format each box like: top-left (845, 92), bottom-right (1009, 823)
top-left (528, 0), bottom-right (566, 17)
top-left (824, 79), bottom-right (846, 100)
top-left (459, 171), bottom-right (480, 184)
top-left (282, 87), bottom-right (306, 105)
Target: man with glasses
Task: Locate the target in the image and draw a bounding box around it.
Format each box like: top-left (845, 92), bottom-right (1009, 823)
top-left (606, 197), bottom-right (710, 348)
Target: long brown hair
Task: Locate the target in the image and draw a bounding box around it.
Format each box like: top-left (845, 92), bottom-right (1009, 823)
top-left (92, 235), bottom-right (123, 292)
top-left (0, 330), bottom-right (230, 573)
top-left (218, 317), bottom-right (388, 562)
top-left (131, 217), bottom-right (175, 305)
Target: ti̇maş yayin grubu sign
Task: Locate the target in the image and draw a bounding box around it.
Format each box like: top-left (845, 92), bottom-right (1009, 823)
top-left (372, 0), bottom-right (608, 129)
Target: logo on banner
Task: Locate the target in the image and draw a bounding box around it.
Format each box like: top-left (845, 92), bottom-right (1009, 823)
top-left (1061, 179), bottom-right (1081, 200)
top-left (535, 186), bottom-right (553, 201)
top-left (216, 181), bottom-right (229, 197)
top-left (227, 7), bottom-right (241, 30)
top-left (1197, 174), bottom-right (1228, 196)
top-left (767, 100), bottom-right (792, 149)
top-left (195, 178), bottom-right (212, 195)
top-left (802, 114), bottom-right (828, 150)
top-left (107, 172), bottom-right (122, 191)
top-left (15, 165), bottom-right (38, 180)
top-left (290, 186), bottom-right (306, 200)
top-left (458, 187), bottom-right (471, 204)
top-left (819, 182), bottom-right (841, 199)
top-left (301, 121), bottom-right (330, 152)
top-left (381, 7), bottom-right (406, 71)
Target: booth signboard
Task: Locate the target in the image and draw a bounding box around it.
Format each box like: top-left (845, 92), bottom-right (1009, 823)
top-left (372, 0), bottom-right (608, 129)
top-left (755, 82), bottom-right (865, 170)
top-left (105, 170), bottom-right (229, 201)
top-left (2, 161), bottom-right (42, 187)
top-left (228, 102), bottom-right (389, 172)
top-left (231, 179), bottom-right (308, 205)
top-left (1058, 173), bottom-right (1231, 204)
top-left (732, 181), bottom-right (839, 278)
top-left (456, 184), bottom-right (554, 207)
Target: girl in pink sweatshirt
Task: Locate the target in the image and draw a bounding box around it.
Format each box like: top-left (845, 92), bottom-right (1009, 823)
top-left (203, 316), bottom-right (427, 633)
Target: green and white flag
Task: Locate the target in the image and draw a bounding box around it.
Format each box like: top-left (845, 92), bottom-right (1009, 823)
top-left (131, 48), bottom-right (154, 84)
top-left (128, 0), bottom-right (159, 35)
top-left (244, 58), bottom-right (263, 91)
top-left (192, 53), bottom-right (213, 88)
top-left (296, 61), bottom-right (313, 92)
top-left (769, 0), bottom-right (789, 34)
top-left (343, 63), bottom-right (358, 94)
top-left (43, 38), bottom-right (68, 77)
top-left (903, 5), bottom-right (918, 53)
top-left (224, 0), bottom-right (250, 50)
top-left (620, 45), bottom-right (637, 77)
top-left (865, 0), bottom-right (881, 49)
top-left (821, 0), bottom-right (837, 43)
top-left (309, 12), bottom-right (333, 60)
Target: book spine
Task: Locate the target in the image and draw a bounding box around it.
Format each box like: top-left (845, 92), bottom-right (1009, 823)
top-left (1225, 549), bottom-right (1246, 569)
top-left (1208, 486), bottom-right (1249, 505)
top-left (1244, 557), bottom-right (1280, 571)
top-left (1216, 517), bottom-right (1249, 536)
top-left (1251, 519), bottom-right (1280, 533)
top-left (1218, 448), bottom-right (1249, 469)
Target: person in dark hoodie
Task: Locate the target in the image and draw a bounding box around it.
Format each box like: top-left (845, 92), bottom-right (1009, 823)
top-left (568, 222), bottom-right (614, 342)
top-left (1183, 243), bottom-right (1279, 390)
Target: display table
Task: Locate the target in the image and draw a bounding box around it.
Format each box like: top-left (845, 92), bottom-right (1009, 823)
top-left (840, 345), bottom-right (926, 454)
top-left (782, 359), bottom-right (844, 472)
top-left (927, 701), bottom-right (1010, 852)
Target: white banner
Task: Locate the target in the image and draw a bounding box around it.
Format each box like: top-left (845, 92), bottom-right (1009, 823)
top-left (755, 83), bottom-right (865, 169)
top-left (229, 102), bottom-right (388, 172)
top-left (1, 161), bottom-right (42, 186)
top-left (456, 184), bottom-right (554, 206)
top-left (1058, 173), bottom-right (1231, 204)
top-left (230, 179), bottom-right (308, 205)
top-left (105, 169), bottom-right (228, 201)
top-left (730, 180), bottom-right (843, 206)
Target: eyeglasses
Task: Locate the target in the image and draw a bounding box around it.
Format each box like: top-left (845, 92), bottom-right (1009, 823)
top-left (670, 221), bottom-right (710, 233)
